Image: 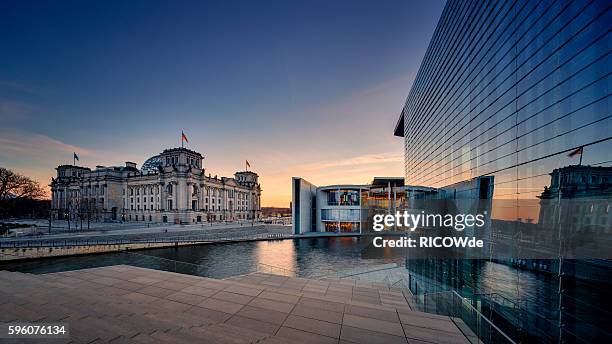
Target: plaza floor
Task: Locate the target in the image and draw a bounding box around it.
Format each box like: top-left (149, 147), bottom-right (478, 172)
top-left (0, 265), bottom-right (471, 343)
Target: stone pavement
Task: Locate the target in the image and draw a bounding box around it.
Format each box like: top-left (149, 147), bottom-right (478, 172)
top-left (0, 265), bottom-right (471, 343)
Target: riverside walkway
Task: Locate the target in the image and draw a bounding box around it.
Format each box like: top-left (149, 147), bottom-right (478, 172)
top-left (0, 224), bottom-right (291, 248)
top-left (0, 265), bottom-right (471, 343)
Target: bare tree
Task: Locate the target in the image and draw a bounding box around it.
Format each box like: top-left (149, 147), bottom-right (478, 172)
top-left (0, 167), bottom-right (46, 201)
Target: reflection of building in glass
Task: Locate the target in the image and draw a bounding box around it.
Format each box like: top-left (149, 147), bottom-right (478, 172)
top-left (50, 147), bottom-right (262, 224)
top-left (539, 165), bottom-right (612, 228)
top-left (394, 0), bottom-right (611, 342)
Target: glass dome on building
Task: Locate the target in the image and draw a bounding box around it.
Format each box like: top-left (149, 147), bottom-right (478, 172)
top-left (141, 155), bottom-right (163, 174)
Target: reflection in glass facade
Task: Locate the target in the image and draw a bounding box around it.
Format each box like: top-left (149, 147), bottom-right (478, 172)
top-left (327, 190), bottom-right (360, 206)
top-left (396, 0), bottom-right (611, 342)
top-left (321, 209), bottom-right (361, 222)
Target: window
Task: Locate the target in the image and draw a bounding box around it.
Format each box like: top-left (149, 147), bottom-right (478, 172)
top-left (327, 190), bottom-right (360, 206)
top-left (167, 199), bottom-right (173, 210)
top-left (167, 184), bottom-right (173, 194)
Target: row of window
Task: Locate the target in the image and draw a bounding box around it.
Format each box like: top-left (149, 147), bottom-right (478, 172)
top-left (326, 190), bottom-right (360, 206)
top-left (402, 0), bottom-right (611, 198)
top-left (321, 209), bottom-right (361, 222)
top-left (125, 184), bottom-right (250, 199)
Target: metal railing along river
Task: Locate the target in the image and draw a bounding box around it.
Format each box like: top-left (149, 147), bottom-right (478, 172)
top-left (0, 231), bottom-right (293, 248)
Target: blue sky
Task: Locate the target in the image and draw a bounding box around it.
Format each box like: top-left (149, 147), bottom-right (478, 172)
top-left (0, 0), bottom-right (445, 206)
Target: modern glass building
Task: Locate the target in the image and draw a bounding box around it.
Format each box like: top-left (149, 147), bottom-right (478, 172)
top-left (394, 0), bottom-right (611, 342)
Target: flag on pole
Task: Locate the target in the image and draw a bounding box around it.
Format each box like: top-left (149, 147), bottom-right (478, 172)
top-left (568, 146), bottom-right (584, 165)
top-left (567, 147), bottom-right (583, 157)
top-left (181, 131), bottom-right (189, 148)
top-left (246, 160), bottom-right (251, 170)
top-left (74, 152), bottom-right (79, 161)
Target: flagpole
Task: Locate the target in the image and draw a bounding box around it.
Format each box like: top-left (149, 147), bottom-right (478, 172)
top-left (579, 148), bottom-right (583, 166)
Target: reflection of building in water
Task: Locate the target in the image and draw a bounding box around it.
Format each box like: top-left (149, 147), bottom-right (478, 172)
top-left (50, 147), bottom-right (262, 224)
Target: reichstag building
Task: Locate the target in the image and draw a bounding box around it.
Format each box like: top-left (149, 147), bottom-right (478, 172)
top-left (50, 147), bottom-right (261, 224)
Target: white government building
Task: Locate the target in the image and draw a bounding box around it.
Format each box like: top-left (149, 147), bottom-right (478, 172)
top-left (50, 147), bottom-right (261, 224)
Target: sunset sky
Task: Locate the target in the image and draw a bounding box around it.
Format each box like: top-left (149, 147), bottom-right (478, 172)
top-left (0, 0), bottom-right (445, 207)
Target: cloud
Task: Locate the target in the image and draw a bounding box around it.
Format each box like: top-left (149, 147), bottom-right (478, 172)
top-left (0, 128), bottom-right (141, 198)
top-left (0, 80), bottom-right (48, 97)
top-left (259, 150), bottom-right (404, 207)
top-left (297, 151), bottom-right (403, 172)
top-left (0, 128), bottom-right (91, 160)
top-left (0, 100), bottom-right (36, 121)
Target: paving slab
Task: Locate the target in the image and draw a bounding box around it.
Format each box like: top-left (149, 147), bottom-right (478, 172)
top-left (340, 325), bottom-right (409, 344)
top-left (236, 305), bottom-right (289, 325)
top-left (291, 304), bottom-right (344, 324)
top-left (283, 314), bottom-right (341, 338)
top-left (226, 314), bottom-right (280, 335)
top-left (275, 326), bottom-right (338, 344)
top-left (212, 290), bottom-right (255, 305)
top-left (402, 323), bottom-right (469, 344)
top-left (343, 313), bottom-right (405, 337)
top-left (199, 297), bottom-right (244, 314)
top-left (0, 266), bottom-right (472, 344)
top-left (345, 304), bottom-right (400, 323)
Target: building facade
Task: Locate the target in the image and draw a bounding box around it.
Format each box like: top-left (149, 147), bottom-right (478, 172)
top-left (292, 177), bottom-right (404, 235)
top-left (292, 178), bottom-right (366, 234)
top-left (50, 147), bottom-right (261, 224)
top-left (394, 0), bottom-right (611, 342)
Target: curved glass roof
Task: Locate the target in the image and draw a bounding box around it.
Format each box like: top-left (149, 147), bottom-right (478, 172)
top-left (141, 155), bottom-right (163, 174)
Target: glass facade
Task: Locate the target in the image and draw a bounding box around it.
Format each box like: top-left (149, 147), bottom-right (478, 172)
top-left (403, 0), bottom-right (610, 191)
top-left (398, 0), bottom-right (611, 342)
top-left (327, 189), bottom-right (360, 206)
top-left (324, 222), bottom-right (359, 233)
top-left (321, 209), bottom-right (361, 222)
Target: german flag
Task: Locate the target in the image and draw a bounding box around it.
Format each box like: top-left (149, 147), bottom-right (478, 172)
top-left (181, 131), bottom-right (189, 144)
